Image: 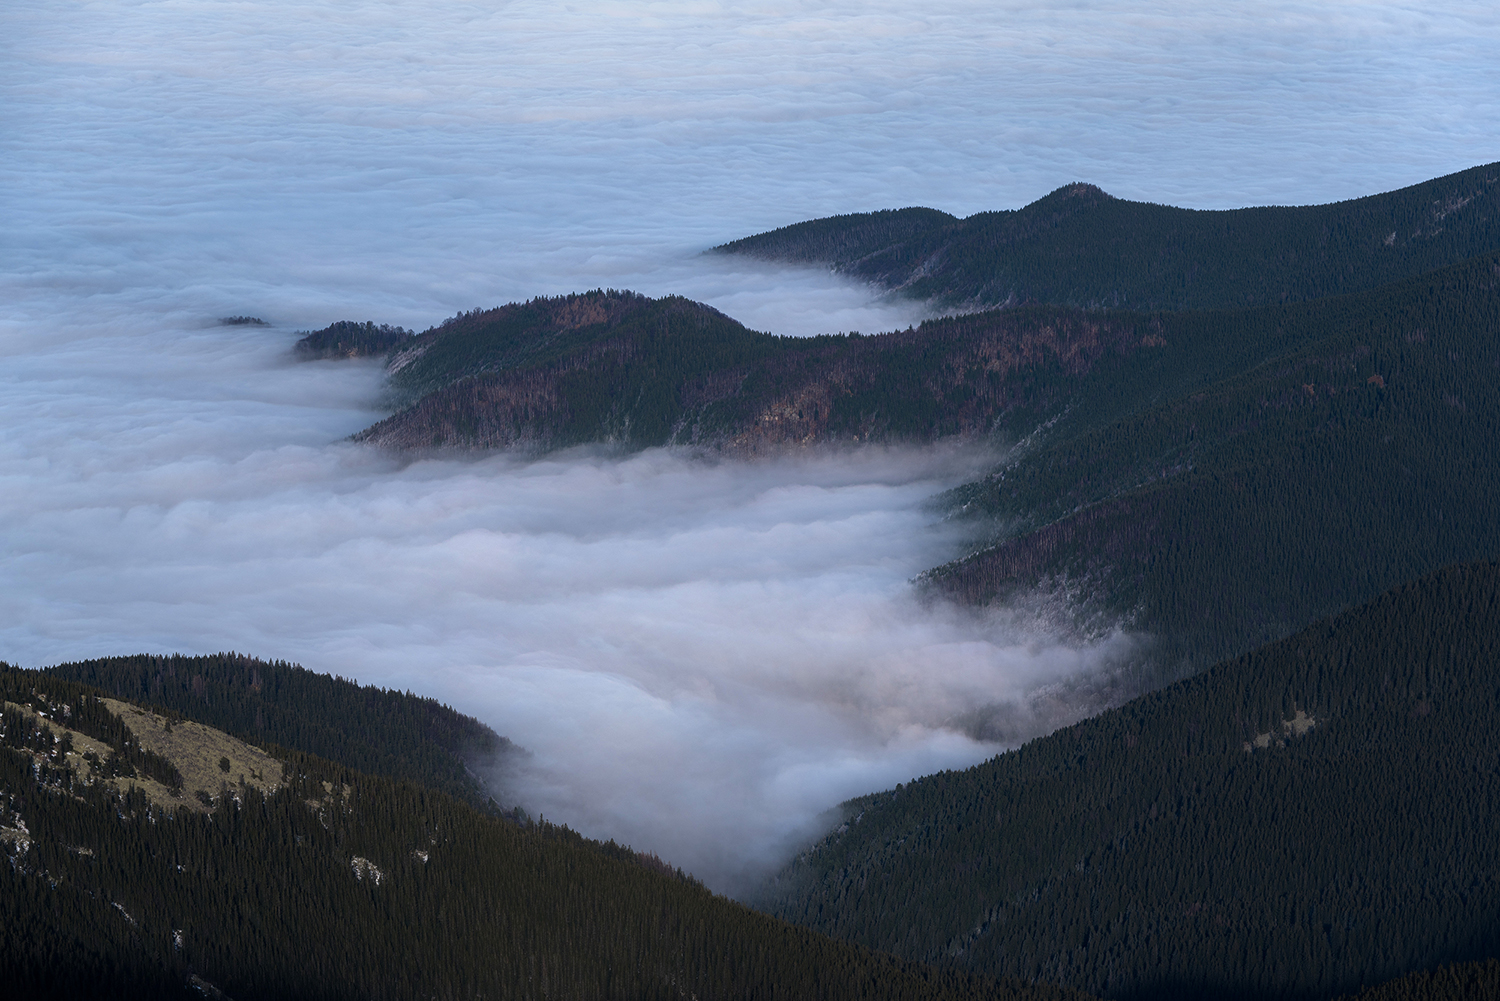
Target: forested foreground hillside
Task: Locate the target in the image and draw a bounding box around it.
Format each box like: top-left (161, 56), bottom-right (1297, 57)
top-left (0, 665), bottom-right (1089, 1001)
top-left (43, 652), bottom-right (519, 815)
top-left (759, 561), bottom-right (1500, 1001)
top-left (715, 161), bottom-right (1500, 311)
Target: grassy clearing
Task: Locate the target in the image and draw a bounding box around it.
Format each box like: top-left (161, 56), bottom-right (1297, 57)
top-left (103, 698), bottom-right (280, 805)
top-left (5, 697), bottom-right (282, 812)
top-left (4, 699), bottom-right (184, 809)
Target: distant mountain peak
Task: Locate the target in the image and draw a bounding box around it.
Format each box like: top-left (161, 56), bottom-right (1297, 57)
top-left (1034, 181), bottom-right (1112, 205)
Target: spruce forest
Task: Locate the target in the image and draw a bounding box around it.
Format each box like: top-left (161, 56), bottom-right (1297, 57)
top-left (759, 560), bottom-right (1500, 1000)
top-left (7, 163), bottom-right (1500, 999)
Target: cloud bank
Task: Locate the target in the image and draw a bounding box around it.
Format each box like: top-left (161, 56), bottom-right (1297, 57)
top-left (2, 0), bottom-right (1495, 890)
top-left (6, 1), bottom-right (1498, 335)
top-left (0, 319), bottom-right (1139, 892)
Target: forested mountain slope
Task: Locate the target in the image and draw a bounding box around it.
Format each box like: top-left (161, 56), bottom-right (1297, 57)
top-left (44, 653), bottom-right (519, 814)
top-left (715, 161), bottom-right (1500, 311)
top-left (345, 254), bottom-right (1500, 681)
top-left (758, 561), bottom-right (1500, 1001)
top-left (347, 248), bottom-right (1491, 464)
top-left (929, 250), bottom-right (1500, 669)
top-left (1, 664), bottom-right (1088, 1001)
top-left (350, 288), bottom-right (1193, 452)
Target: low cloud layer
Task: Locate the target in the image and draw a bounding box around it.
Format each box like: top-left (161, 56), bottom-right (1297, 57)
top-left (3, 0), bottom-right (1495, 892)
top-left (0, 317), bottom-right (1139, 892)
top-left (7, 1), bottom-right (1498, 336)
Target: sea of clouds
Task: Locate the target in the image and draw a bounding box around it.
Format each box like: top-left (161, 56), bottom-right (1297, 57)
top-left (3, 0), bottom-right (1496, 892)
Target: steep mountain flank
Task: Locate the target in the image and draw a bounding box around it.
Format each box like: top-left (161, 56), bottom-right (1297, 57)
top-left (928, 251), bottom-right (1500, 669)
top-left (717, 162), bottom-right (1500, 310)
top-left (758, 561), bottom-right (1500, 1001)
top-left (0, 664), bottom-right (1088, 1001)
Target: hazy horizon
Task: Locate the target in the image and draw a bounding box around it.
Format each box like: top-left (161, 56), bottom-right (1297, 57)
top-left (5, 0), bottom-right (1497, 891)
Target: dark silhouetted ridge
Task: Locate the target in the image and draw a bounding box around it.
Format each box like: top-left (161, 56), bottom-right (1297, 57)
top-left (354, 288), bottom-right (1188, 454)
top-left (717, 162), bottom-right (1500, 310)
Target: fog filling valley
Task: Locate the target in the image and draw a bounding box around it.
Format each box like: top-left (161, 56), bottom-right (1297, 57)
top-left (5, 0), bottom-right (1497, 892)
top-left (1, 316), bottom-right (1146, 890)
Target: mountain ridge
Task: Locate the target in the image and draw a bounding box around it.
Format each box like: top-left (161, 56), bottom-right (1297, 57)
top-left (715, 162), bottom-right (1500, 311)
top-left (349, 289), bottom-right (1185, 454)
